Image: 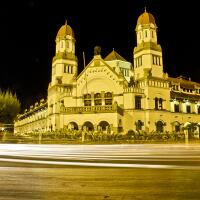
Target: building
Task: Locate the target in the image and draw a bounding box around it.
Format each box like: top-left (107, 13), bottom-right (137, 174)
top-left (14, 10), bottom-right (200, 136)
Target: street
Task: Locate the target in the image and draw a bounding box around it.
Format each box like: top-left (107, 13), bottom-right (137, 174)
top-left (0, 144), bottom-right (200, 199)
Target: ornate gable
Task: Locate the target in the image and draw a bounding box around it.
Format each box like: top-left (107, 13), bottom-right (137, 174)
top-left (77, 55), bottom-right (127, 95)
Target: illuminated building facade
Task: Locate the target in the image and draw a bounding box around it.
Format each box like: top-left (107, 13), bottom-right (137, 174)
top-left (14, 10), bottom-right (200, 135)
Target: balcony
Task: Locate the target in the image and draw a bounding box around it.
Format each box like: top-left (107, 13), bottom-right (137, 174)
top-left (61, 104), bottom-right (123, 116)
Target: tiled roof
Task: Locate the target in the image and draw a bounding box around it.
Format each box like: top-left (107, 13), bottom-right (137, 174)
top-left (168, 76), bottom-right (200, 89)
top-left (171, 91), bottom-right (200, 101)
top-left (104, 50), bottom-right (127, 62)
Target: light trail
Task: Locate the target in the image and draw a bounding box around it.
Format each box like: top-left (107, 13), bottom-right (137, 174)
top-left (0, 144), bottom-right (200, 169)
top-left (0, 157), bottom-right (200, 170)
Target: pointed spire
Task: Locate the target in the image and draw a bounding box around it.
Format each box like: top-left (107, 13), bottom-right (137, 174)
top-left (65, 20), bottom-right (67, 35)
top-left (144, 6), bottom-right (147, 12)
top-left (113, 48), bottom-right (115, 51)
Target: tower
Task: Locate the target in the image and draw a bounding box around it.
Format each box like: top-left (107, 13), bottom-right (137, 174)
top-left (47, 21), bottom-right (78, 131)
top-left (51, 21), bottom-right (78, 86)
top-left (133, 9), bottom-right (164, 80)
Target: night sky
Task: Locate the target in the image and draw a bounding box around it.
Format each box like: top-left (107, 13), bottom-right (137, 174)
top-left (0, 0), bottom-right (200, 110)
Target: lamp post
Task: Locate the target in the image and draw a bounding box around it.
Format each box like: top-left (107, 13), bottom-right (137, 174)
top-left (184, 122), bottom-right (191, 145)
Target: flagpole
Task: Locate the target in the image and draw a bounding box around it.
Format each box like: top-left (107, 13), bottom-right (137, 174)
top-left (83, 52), bottom-right (88, 94)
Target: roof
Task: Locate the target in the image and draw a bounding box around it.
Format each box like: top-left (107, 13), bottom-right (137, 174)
top-left (104, 49), bottom-right (127, 62)
top-left (77, 53), bottom-right (127, 84)
top-left (168, 76), bottom-right (200, 89)
top-left (171, 91), bottom-right (200, 101)
top-left (137, 9), bottom-right (156, 25)
top-left (56, 21), bottom-right (74, 38)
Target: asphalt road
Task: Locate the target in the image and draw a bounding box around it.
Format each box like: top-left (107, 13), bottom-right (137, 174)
top-left (0, 144), bottom-right (200, 199)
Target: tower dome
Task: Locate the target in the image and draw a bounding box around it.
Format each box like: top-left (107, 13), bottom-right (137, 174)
top-left (137, 8), bottom-right (156, 26)
top-left (56, 21), bottom-right (74, 38)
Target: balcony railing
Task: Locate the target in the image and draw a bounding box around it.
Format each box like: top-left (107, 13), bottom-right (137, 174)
top-left (61, 104), bottom-right (123, 116)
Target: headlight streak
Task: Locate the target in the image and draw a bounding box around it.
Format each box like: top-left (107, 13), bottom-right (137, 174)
top-left (0, 157), bottom-right (200, 170)
top-left (1, 144), bottom-right (200, 170)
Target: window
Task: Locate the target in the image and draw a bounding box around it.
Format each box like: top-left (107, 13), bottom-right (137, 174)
top-left (152, 31), bottom-right (154, 38)
top-left (68, 66), bottom-right (70, 73)
top-left (155, 97), bottom-right (158, 110)
top-left (94, 93), bottom-right (102, 106)
top-left (127, 69), bottom-right (129, 76)
top-left (64, 65), bottom-right (67, 73)
top-left (175, 125), bottom-right (180, 132)
top-left (105, 92), bottom-right (112, 105)
top-left (145, 30), bottom-right (147, 37)
top-left (66, 41), bottom-right (69, 48)
top-left (152, 55), bottom-right (161, 65)
top-left (71, 66), bottom-right (73, 74)
top-left (156, 121), bottom-right (164, 133)
top-left (135, 96), bottom-right (142, 109)
top-left (186, 105), bottom-right (191, 113)
top-left (155, 98), bottom-right (163, 110)
top-left (198, 106), bottom-right (200, 114)
top-left (84, 100), bottom-right (91, 106)
top-left (159, 98), bottom-right (163, 109)
top-left (135, 56), bottom-right (142, 68)
top-left (135, 120), bottom-right (143, 131)
top-left (157, 57), bottom-right (159, 65)
top-left (60, 41), bottom-right (63, 48)
top-left (67, 66), bottom-right (73, 74)
top-left (158, 57), bottom-right (160, 66)
top-left (154, 55), bottom-right (156, 65)
top-left (84, 94), bottom-right (91, 106)
top-left (140, 56), bottom-right (142, 66)
top-left (174, 104), bottom-right (179, 112)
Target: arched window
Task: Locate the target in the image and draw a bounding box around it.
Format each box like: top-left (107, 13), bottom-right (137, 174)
top-left (135, 120), bottom-right (143, 131)
top-left (98, 121), bottom-right (110, 131)
top-left (66, 41), bottom-right (69, 48)
top-left (186, 105), bottom-right (191, 113)
top-left (145, 30), bottom-right (148, 37)
top-left (105, 92), bottom-right (112, 105)
top-left (67, 122), bottom-right (78, 130)
top-left (159, 98), bottom-right (163, 109)
top-left (82, 121), bottom-right (94, 131)
top-left (155, 98), bottom-right (163, 110)
top-left (156, 121), bottom-right (165, 133)
top-left (174, 104), bottom-right (179, 112)
top-left (94, 93), bottom-right (102, 106)
top-left (175, 124), bottom-right (180, 132)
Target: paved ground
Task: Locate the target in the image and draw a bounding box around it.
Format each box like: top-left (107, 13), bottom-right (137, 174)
top-left (0, 144), bottom-right (200, 199)
top-left (1, 167), bottom-right (200, 200)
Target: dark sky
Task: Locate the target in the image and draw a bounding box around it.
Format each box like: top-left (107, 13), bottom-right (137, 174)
top-left (0, 0), bottom-right (200, 110)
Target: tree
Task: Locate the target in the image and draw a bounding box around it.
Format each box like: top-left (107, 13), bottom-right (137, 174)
top-left (0, 89), bottom-right (21, 123)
